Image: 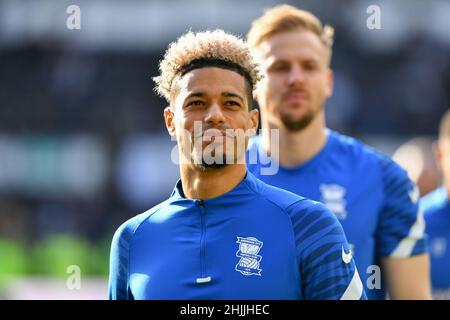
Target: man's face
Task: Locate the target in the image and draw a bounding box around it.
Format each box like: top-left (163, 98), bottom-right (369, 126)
top-left (164, 67), bottom-right (259, 170)
top-left (437, 138), bottom-right (450, 189)
top-left (254, 29), bottom-right (333, 131)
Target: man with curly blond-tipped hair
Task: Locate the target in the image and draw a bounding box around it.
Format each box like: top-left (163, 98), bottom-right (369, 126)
top-left (246, 4), bottom-right (431, 299)
top-left (108, 30), bottom-right (365, 300)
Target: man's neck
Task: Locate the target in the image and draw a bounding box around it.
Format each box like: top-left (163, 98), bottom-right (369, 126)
top-left (262, 112), bottom-right (328, 168)
top-left (180, 163), bottom-right (247, 199)
top-left (444, 182), bottom-right (450, 200)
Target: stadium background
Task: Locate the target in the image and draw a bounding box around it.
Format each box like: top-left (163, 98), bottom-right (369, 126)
top-left (0, 0), bottom-right (449, 299)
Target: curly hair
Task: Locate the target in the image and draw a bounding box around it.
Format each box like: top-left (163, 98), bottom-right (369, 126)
top-left (153, 29), bottom-right (262, 103)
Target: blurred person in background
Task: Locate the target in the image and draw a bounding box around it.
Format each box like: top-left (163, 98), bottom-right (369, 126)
top-left (108, 29), bottom-right (365, 300)
top-left (421, 109), bottom-right (450, 299)
top-left (393, 137), bottom-right (440, 197)
top-left (246, 4), bottom-right (430, 299)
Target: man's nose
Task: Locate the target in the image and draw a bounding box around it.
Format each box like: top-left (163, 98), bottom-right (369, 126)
top-left (204, 102), bottom-right (225, 124)
top-left (287, 64), bottom-right (306, 86)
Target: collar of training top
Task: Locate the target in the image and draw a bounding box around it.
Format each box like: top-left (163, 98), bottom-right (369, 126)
top-left (169, 170), bottom-right (262, 204)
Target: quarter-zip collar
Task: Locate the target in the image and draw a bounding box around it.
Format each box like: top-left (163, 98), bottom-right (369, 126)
top-left (169, 170), bottom-right (263, 206)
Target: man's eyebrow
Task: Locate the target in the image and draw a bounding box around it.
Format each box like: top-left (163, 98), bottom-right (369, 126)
top-left (270, 58), bottom-right (289, 64)
top-left (302, 58), bottom-right (319, 64)
top-left (222, 92), bottom-right (244, 103)
top-left (185, 92), bottom-right (206, 99)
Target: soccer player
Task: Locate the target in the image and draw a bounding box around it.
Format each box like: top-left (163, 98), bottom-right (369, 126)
top-left (421, 110), bottom-right (450, 299)
top-left (108, 30), bottom-right (365, 300)
top-left (393, 137), bottom-right (439, 197)
top-left (246, 5), bottom-right (430, 299)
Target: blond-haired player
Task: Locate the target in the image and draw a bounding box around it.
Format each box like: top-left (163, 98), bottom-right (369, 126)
top-left (246, 5), bottom-right (431, 300)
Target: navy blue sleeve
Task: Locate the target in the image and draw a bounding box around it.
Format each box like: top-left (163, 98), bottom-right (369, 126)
top-left (377, 157), bottom-right (428, 258)
top-left (108, 220), bottom-right (135, 300)
top-left (287, 200), bottom-right (367, 300)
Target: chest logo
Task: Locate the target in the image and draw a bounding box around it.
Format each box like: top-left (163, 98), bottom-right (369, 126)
top-left (235, 237), bottom-right (263, 276)
top-left (320, 184), bottom-right (348, 220)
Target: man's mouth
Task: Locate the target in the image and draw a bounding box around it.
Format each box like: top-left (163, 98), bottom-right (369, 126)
top-left (284, 92), bottom-right (308, 104)
top-left (202, 134), bottom-right (226, 142)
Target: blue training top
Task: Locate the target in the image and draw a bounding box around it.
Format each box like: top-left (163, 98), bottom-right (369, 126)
top-left (421, 187), bottom-right (450, 299)
top-left (108, 171), bottom-right (366, 300)
top-left (247, 129), bottom-right (427, 300)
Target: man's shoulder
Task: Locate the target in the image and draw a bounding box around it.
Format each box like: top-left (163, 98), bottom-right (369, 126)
top-left (258, 178), bottom-right (336, 225)
top-left (257, 177), bottom-right (307, 208)
top-left (111, 199), bottom-right (173, 245)
top-left (330, 130), bottom-right (387, 163)
top-left (421, 188), bottom-right (448, 215)
top-left (331, 130), bottom-right (408, 180)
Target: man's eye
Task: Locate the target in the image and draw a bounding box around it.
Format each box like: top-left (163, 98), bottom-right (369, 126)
top-left (225, 101), bottom-right (240, 107)
top-left (304, 62), bottom-right (317, 70)
top-left (270, 63), bottom-right (290, 72)
top-left (186, 100), bottom-right (205, 107)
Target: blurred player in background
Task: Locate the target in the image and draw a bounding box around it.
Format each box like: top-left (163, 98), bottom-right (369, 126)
top-left (421, 109), bottom-right (450, 299)
top-left (393, 137), bottom-right (439, 197)
top-left (246, 4), bottom-right (431, 299)
top-left (108, 30), bottom-right (365, 300)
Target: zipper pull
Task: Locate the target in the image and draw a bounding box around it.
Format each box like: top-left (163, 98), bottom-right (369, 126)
top-left (195, 200), bottom-right (204, 206)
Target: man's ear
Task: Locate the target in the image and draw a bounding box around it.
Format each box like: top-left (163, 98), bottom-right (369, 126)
top-left (433, 140), bottom-right (444, 174)
top-left (326, 68), bottom-right (334, 98)
top-left (163, 106), bottom-right (176, 136)
top-left (249, 108), bottom-right (259, 132)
